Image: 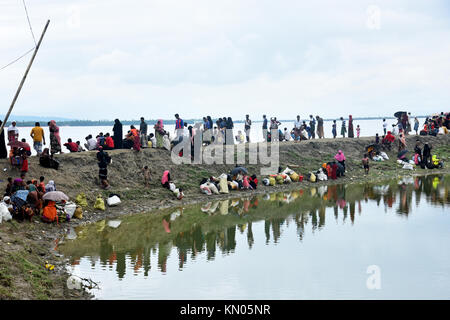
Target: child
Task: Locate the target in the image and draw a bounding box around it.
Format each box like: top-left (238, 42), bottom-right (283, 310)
top-left (142, 166), bottom-right (151, 187)
top-left (148, 133), bottom-right (156, 148)
top-left (39, 176), bottom-right (46, 192)
top-left (362, 153), bottom-right (370, 175)
top-left (356, 125), bottom-right (360, 138)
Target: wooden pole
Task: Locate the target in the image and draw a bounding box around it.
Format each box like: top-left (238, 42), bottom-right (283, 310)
top-left (0, 19), bottom-right (50, 134)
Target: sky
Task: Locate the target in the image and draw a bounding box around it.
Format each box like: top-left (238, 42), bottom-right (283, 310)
top-left (0, 0), bottom-right (449, 121)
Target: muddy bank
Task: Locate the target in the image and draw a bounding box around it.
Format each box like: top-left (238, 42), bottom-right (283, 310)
top-left (0, 134), bottom-right (449, 299)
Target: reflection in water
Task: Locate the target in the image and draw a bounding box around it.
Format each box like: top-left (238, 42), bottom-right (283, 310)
top-left (60, 175), bottom-right (449, 281)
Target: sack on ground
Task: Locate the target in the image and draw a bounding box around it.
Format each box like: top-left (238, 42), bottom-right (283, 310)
top-left (380, 152), bottom-right (389, 160)
top-left (64, 202), bottom-right (77, 219)
top-left (289, 172), bottom-right (299, 182)
top-left (75, 193), bottom-right (88, 207)
top-left (94, 196), bottom-right (106, 211)
top-left (275, 175), bottom-right (284, 184)
top-left (317, 171), bottom-right (327, 181)
top-left (402, 163), bottom-right (414, 170)
top-left (107, 195), bottom-right (121, 206)
top-left (0, 203), bottom-right (12, 223)
top-left (308, 172), bottom-right (317, 182)
top-left (269, 176), bottom-right (276, 186)
top-left (73, 206), bottom-right (83, 219)
top-left (219, 177), bottom-right (229, 194)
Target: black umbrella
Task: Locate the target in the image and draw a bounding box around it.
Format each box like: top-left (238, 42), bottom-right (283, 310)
top-left (394, 111), bottom-right (407, 118)
top-left (230, 166), bottom-right (248, 176)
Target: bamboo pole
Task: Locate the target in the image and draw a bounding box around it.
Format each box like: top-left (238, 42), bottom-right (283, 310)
top-left (0, 19), bottom-right (50, 134)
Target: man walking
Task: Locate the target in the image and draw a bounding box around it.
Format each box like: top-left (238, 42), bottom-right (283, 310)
top-left (316, 115), bottom-right (324, 138)
top-left (140, 117), bottom-right (148, 148)
top-left (30, 122), bottom-right (45, 155)
top-left (262, 115), bottom-right (268, 142)
top-left (309, 115), bottom-right (316, 139)
top-left (175, 114), bottom-right (184, 140)
top-left (244, 114), bottom-right (252, 143)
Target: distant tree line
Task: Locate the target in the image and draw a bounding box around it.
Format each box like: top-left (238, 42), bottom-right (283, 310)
top-left (5, 116), bottom-right (427, 127)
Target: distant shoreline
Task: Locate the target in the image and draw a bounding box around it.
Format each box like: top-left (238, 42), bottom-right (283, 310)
top-left (4, 116), bottom-right (428, 127)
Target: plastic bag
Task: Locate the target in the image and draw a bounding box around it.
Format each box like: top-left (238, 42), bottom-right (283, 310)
top-left (0, 203), bottom-right (12, 223)
top-left (402, 163), bottom-right (414, 170)
top-left (93, 196), bottom-right (106, 211)
top-left (64, 202), bottom-right (77, 219)
top-left (309, 172), bottom-right (316, 182)
top-left (107, 195), bottom-right (121, 206)
top-left (317, 171), bottom-right (328, 181)
top-left (75, 193), bottom-right (88, 207)
top-left (380, 152), bottom-right (389, 160)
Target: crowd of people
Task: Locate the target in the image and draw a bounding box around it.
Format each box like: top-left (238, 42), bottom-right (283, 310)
top-left (1, 174), bottom-right (58, 222)
top-left (0, 111), bottom-right (447, 193)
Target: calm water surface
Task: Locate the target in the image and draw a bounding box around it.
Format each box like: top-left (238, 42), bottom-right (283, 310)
top-left (59, 174), bottom-right (450, 299)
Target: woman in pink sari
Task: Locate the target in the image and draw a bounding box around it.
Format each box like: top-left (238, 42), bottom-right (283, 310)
top-left (334, 150), bottom-right (346, 172)
top-left (48, 120), bottom-right (62, 155)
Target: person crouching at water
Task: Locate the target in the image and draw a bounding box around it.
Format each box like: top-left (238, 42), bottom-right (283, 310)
top-left (334, 150), bottom-right (346, 173)
top-left (161, 170), bottom-right (184, 199)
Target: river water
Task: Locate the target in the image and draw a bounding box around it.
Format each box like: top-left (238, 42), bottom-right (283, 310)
top-left (10, 117), bottom-right (426, 156)
top-left (59, 174), bottom-right (450, 299)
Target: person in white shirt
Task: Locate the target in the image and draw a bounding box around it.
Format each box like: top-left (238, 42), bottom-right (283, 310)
top-left (284, 128), bottom-right (292, 141)
top-left (148, 133), bottom-right (157, 148)
top-left (84, 134), bottom-right (98, 151)
top-left (382, 118), bottom-right (387, 135)
top-left (294, 115), bottom-right (302, 129)
top-left (391, 124), bottom-right (398, 136)
top-left (7, 121), bottom-right (19, 143)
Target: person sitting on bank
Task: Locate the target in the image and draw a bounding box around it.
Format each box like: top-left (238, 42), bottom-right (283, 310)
top-left (39, 148), bottom-right (59, 170)
top-left (103, 133), bottom-right (114, 150)
top-left (63, 138), bottom-right (79, 152)
top-left (84, 134), bottom-right (97, 151)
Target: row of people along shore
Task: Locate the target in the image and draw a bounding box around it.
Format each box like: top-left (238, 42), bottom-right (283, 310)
top-left (2, 112), bottom-right (449, 159)
top-left (0, 112), bottom-right (447, 224)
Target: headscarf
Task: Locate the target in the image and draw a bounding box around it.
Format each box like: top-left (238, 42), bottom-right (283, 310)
top-left (49, 120), bottom-right (61, 144)
top-left (45, 180), bottom-right (56, 192)
top-left (3, 196), bottom-right (10, 202)
top-left (334, 150), bottom-right (346, 162)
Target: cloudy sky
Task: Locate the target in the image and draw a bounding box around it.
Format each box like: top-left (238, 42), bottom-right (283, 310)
top-left (1, 0), bottom-right (449, 120)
